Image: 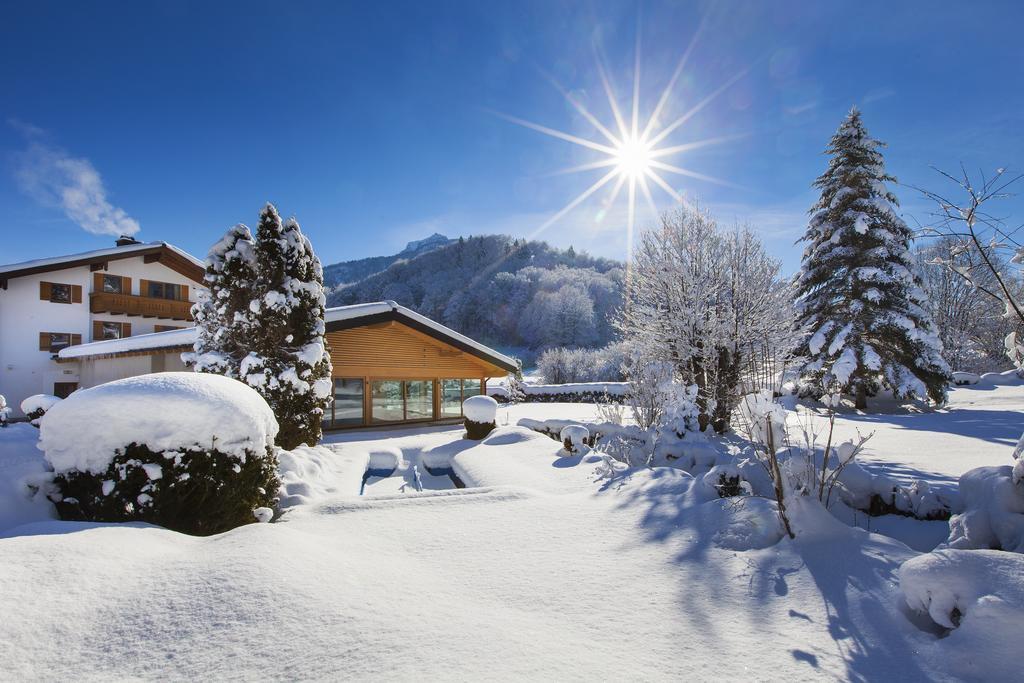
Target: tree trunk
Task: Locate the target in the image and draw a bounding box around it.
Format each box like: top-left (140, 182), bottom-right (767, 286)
top-left (854, 383), bottom-right (867, 410)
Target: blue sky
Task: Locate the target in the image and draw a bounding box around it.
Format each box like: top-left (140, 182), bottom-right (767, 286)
top-left (2, 0), bottom-right (1022, 273)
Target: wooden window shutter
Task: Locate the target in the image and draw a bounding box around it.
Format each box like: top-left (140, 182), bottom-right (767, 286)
top-left (39, 282), bottom-right (52, 300)
top-left (122, 276), bottom-right (132, 295)
top-left (39, 332), bottom-right (50, 351)
top-left (93, 272), bottom-right (104, 293)
top-left (71, 285), bottom-right (83, 303)
top-left (70, 334), bottom-right (82, 346)
top-left (178, 284), bottom-right (189, 301)
top-left (122, 322), bottom-right (131, 337)
top-left (93, 321), bottom-right (103, 341)
top-left (140, 279), bottom-right (150, 298)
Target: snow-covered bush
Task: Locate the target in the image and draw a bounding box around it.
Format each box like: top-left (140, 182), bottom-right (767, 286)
top-left (20, 394), bottom-right (61, 426)
top-left (40, 373), bottom-right (280, 536)
top-left (703, 464), bottom-right (747, 498)
top-left (559, 424), bottom-right (589, 454)
top-left (536, 344), bottom-right (625, 383)
top-left (463, 395), bottom-right (497, 440)
top-left (187, 204), bottom-right (333, 450)
top-left (0, 394), bottom-right (9, 427)
top-left (900, 549), bottom-right (1024, 634)
top-left (945, 465), bottom-right (1024, 552)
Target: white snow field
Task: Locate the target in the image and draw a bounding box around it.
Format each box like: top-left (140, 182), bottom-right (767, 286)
top-left (1, 379), bottom-right (1022, 680)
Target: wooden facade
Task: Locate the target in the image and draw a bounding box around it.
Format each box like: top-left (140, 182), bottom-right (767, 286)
top-left (323, 318), bottom-right (513, 429)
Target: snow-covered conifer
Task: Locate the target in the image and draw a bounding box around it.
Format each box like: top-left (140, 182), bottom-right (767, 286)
top-left (185, 224), bottom-right (258, 378)
top-left (794, 108), bottom-right (950, 408)
top-left (240, 204), bottom-right (333, 449)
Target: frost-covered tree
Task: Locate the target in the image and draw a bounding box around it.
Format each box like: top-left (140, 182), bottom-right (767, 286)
top-left (915, 239), bottom-right (1019, 372)
top-left (239, 204), bottom-right (333, 449)
top-left (794, 108), bottom-right (950, 408)
top-left (916, 166), bottom-right (1024, 370)
top-left (186, 224), bottom-right (258, 378)
top-left (617, 206), bottom-right (791, 432)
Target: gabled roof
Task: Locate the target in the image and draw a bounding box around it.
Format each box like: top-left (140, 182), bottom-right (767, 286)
top-left (59, 300), bottom-right (519, 373)
top-left (325, 301), bottom-right (518, 372)
top-left (0, 242), bottom-right (205, 284)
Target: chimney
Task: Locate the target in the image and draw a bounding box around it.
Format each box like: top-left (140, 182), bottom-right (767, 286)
top-left (115, 235), bottom-right (142, 247)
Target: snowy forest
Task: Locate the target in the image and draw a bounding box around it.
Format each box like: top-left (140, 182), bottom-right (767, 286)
top-left (327, 235), bottom-right (625, 362)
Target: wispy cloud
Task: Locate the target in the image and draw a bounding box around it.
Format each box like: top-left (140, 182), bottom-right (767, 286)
top-left (10, 120), bottom-right (140, 237)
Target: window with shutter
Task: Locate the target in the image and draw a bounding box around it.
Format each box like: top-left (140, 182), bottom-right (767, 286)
top-left (40, 281), bottom-right (75, 303)
top-left (101, 274), bottom-right (124, 294)
top-left (39, 332), bottom-right (77, 353)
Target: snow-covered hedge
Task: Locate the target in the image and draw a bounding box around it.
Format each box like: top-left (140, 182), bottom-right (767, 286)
top-left (463, 395), bottom-right (498, 440)
top-left (40, 373), bottom-right (280, 535)
top-left (518, 417), bottom-right (713, 469)
top-left (489, 382), bottom-right (629, 404)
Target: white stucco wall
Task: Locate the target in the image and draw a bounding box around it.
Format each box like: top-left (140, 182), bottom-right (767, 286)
top-left (78, 355), bottom-right (153, 388)
top-left (0, 253), bottom-right (200, 416)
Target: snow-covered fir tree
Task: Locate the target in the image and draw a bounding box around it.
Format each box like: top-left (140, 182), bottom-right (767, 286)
top-left (189, 204), bottom-right (332, 449)
top-left (239, 204), bottom-right (333, 449)
top-left (185, 224), bottom-right (259, 378)
top-left (794, 108), bottom-right (950, 408)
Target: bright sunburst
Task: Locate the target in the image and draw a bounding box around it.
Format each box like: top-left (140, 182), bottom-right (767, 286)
top-left (495, 23), bottom-right (747, 262)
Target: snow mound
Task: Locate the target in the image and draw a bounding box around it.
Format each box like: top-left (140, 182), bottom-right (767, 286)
top-left (38, 373), bottom-right (279, 475)
top-left (463, 395), bottom-right (497, 423)
top-left (709, 497), bottom-right (785, 551)
top-left (366, 446), bottom-right (402, 471)
top-left (559, 424), bottom-right (589, 453)
top-left (899, 549), bottom-right (1024, 678)
top-left (277, 445), bottom-right (354, 508)
top-left (946, 465), bottom-right (1024, 553)
top-left (452, 426), bottom-right (604, 491)
top-left (951, 371), bottom-right (980, 386)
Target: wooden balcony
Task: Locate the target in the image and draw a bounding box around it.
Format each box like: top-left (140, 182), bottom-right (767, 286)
top-left (90, 292), bottom-right (193, 321)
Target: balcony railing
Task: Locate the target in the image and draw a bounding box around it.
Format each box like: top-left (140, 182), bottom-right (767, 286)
top-left (90, 292), bottom-right (194, 321)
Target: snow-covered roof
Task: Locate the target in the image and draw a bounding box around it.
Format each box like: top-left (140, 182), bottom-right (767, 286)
top-left (0, 241), bottom-right (204, 282)
top-left (58, 327), bottom-right (196, 360)
top-left (325, 301), bottom-right (518, 372)
top-left (58, 300), bottom-right (517, 371)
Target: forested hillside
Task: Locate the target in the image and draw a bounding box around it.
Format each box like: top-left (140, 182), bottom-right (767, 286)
top-left (323, 233), bottom-right (453, 288)
top-left (326, 235), bottom-right (624, 356)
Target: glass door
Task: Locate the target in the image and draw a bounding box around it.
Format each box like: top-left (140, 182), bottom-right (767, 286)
top-left (405, 380), bottom-right (434, 421)
top-left (371, 380), bottom-right (404, 423)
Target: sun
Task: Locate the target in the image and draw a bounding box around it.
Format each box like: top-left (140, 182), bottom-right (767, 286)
top-left (492, 20), bottom-right (747, 263)
top-left (614, 136), bottom-right (653, 180)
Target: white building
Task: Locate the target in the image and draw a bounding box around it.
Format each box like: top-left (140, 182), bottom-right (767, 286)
top-left (0, 238), bottom-right (204, 417)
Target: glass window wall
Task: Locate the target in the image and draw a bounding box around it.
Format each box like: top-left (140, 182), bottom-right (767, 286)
top-left (371, 380), bottom-right (405, 423)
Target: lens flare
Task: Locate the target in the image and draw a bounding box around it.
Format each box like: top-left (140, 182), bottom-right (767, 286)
top-left (493, 17), bottom-right (747, 264)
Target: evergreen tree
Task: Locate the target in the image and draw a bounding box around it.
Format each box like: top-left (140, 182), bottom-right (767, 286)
top-left (794, 108), bottom-right (950, 408)
top-left (186, 224), bottom-right (258, 378)
top-left (240, 204), bottom-right (333, 449)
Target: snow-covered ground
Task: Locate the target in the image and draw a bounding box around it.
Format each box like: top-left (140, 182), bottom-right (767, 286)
top-left (1, 381), bottom-right (1022, 680)
top-left (789, 376), bottom-right (1023, 494)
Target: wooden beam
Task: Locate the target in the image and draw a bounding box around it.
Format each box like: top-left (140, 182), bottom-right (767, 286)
top-left (90, 262), bottom-right (108, 272)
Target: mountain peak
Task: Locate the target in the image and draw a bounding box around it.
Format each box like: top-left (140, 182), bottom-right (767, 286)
top-left (401, 233), bottom-right (451, 255)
